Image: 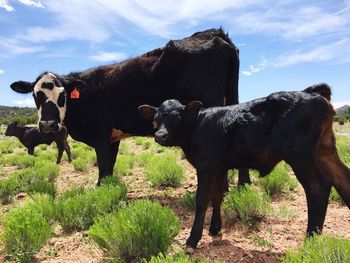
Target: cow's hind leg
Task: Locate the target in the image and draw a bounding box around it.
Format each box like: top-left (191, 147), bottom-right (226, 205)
top-left (209, 173), bottom-right (226, 236)
top-left (292, 163), bottom-right (331, 236)
top-left (237, 168), bottom-right (251, 186)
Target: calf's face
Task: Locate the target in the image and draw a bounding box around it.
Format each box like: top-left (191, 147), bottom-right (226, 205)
top-left (139, 99), bottom-right (202, 146)
top-left (10, 72), bottom-right (67, 133)
top-left (5, 122), bottom-right (18, 136)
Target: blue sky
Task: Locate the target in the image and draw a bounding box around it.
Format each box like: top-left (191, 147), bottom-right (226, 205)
top-left (0, 0), bottom-right (349, 109)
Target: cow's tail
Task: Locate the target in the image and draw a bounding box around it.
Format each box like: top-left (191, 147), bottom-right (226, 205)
top-left (303, 83), bottom-right (332, 101)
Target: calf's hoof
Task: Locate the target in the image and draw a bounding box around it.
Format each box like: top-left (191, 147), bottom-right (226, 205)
top-left (184, 246), bottom-right (195, 254)
top-left (185, 238), bottom-right (198, 250)
top-left (209, 226), bottom-right (221, 236)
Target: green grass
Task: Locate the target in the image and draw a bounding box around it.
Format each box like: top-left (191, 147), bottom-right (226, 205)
top-left (72, 158), bottom-right (89, 171)
top-left (115, 154), bottom-right (135, 176)
top-left (5, 152), bottom-right (36, 168)
top-left (144, 153), bottom-right (184, 188)
top-left (0, 176), bottom-right (20, 204)
top-left (223, 185), bottom-right (272, 227)
top-left (146, 253), bottom-right (206, 262)
top-left (1, 195), bottom-right (54, 262)
top-left (260, 163), bottom-right (298, 197)
top-left (89, 199), bottom-right (180, 262)
top-left (336, 135), bottom-right (350, 166)
top-left (284, 235), bottom-right (350, 263)
top-left (55, 183), bottom-right (127, 231)
top-left (179, 191), bottom-right (196, 210)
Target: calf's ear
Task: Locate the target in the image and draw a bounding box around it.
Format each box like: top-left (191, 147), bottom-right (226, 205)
top-left (185, 101), bottom-right (202, 116)
top-left (138, 105), bottom-right (157, 120)
top-left (10, 81), bottom-right (34, 94)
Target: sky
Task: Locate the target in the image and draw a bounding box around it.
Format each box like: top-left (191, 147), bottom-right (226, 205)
top-left (0, 0), bottom-right (349, 109)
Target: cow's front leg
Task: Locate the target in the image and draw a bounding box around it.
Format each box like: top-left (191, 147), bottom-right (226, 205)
top-left (238, 168), bottom-right (251, 186)
top-left (95, 141), bottom-right (120, 185)
top-left (186, 169), bottom-right (215, 249)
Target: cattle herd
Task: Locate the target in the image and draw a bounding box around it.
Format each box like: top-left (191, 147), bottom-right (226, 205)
top-left (7, 28), bottom-right (350, 249)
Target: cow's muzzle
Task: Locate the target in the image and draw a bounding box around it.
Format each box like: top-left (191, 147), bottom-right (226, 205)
top-left (155, 130), bottom-right (171, 145)
top-left (39, 120), bottom-right (59, 133)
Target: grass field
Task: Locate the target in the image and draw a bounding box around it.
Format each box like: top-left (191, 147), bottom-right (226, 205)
top-left (0, 122), bottom-right (350, 262)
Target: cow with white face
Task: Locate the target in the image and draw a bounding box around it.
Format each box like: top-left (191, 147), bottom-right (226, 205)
top-left (10, 28), bottom-right (249, 186)
top-left (11, 72), bottom-right (68, 133)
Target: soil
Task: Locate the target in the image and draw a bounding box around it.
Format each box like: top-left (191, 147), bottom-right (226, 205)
top-left (1, 123), bottom-right (350, 263)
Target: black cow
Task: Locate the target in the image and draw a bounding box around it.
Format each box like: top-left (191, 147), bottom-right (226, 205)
top-left (139, 83), bottom-right (350, 249)
top-left (5, 122), bottom-right (71, 164)
top-left (9, 28), bottom-right (249, 185)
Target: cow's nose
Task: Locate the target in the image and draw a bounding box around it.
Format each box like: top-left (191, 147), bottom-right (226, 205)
top-left (39, 120), bottom-right (59, 133)
top-left (155, 130), bottom-right (169, 143)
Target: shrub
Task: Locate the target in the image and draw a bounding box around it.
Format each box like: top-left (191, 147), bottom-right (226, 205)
top-left (284, 235), bottom-right (350, 263)
top-left (336, 135), bottom-right (350, 165)
top-left (72, 158), bottom-right (88, 171)
top-left (115, 154), bottom-right (135, 176)
top-left (144, 153), bottom-right (184, 187)
top-left (329, 187), bottom-right (345, 205)
top-left (179, 191), bottom-right (196, 210)
top-left (223, 185), bottom-right (271, 227)
top-left (25, 194), bottom-right (56, 222)
top-left (1, 202), bottom-right (52, 262)
top-left (56, 184), bottom-right (127, 231)
top-left (260, 163), bottom-right (298, 197)
top-left (146, 253), bottom-right (206, 263)
top-left (136, 152), bottom-right (153, 167)
top-left (6, 153), bottom-right (35, 168)
top-left (26, 180), bottom-right (57, 198)
top-left (0, 177), bottom-right (20, 204)
top-left (0, 140), bottom-right (16, 154)
top-left (89, 200), bottom-right (180, 262)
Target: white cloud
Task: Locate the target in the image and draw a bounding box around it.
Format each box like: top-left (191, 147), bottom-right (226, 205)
top-left (0, 38), bottom-right (45, 57)
top-left (18, 0), bottom-right (44, 8)
top-left (273, 38), bottom-right (350, 67)
top-left (0, 69), bottom-right (4, 74)
top-left (12, 98), bottom-right (35, 107)
top-left (242, 58), bottom-right (269, 76)
top-left (0, 0), bottom-right (14, 12)
top-left (89, 51), bottom-right (128, 62)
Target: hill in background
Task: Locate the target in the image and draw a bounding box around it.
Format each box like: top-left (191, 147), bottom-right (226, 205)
top-left (0, 105), bottom-right (37, 125)
top-left (336, 105), bottom-right (350, 115)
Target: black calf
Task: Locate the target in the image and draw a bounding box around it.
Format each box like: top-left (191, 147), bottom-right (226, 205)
top-left (5, 122), bottom-right (71, 164)
top-left (139, 83), bottom-right (350, 248)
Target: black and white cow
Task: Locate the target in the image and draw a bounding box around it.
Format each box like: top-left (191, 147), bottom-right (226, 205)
top-left (10, 28), bottom-right (249, 185)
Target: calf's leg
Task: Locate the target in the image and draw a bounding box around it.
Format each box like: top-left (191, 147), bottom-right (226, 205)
top-left (55, 142), bottom-right (64, 164)
top-left (64, 140), bottom-right (72, 163)
top-left (186, 169), bottom-right (216, 248)
top-left (292, 163), bottom-right (331, 236)
top-left (209, 173), bottom-right (226, 236)
top-left (28, 147), bottom-right (34, 155)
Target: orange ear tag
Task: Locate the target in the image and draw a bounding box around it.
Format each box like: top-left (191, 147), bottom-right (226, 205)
top-left (70, 87), bottom-right (80, 99)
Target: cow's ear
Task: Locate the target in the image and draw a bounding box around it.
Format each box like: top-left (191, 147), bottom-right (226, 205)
top-left (185, 101), bottom-right (202, 116)
top-left (64, 78), bottom-right (86, 93)
top-left (14, 121), bottom-right (18, 126)
top-left (10, 81), bottom-right (34, 94)
top-left (138, 105), bottom-right (157, 120)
